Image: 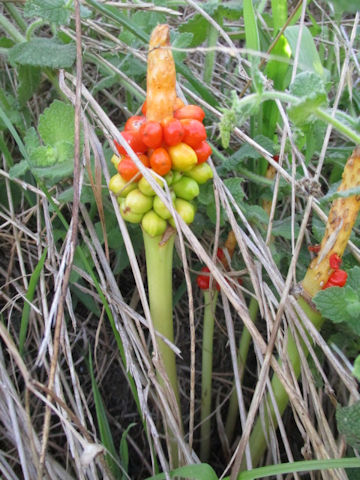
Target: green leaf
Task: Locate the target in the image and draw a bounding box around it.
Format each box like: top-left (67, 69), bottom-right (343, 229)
top-left (171, 32), bottom-right (194, 63)
top-left (119, 423), bottom-right (136, 475)
top-left (179, 14), bottom-right (208, 46)
top-left (313, 287), bottom-right (349, 324)
top-left (330, 0), bottom-right (359, 13)
top-left (9, 38), bottom-right (76, 68)
top-left (24, 0), bottom-right (70, 25)
top-left (284, 25), bottom-right (325, 78)
top-left (24, 127), bottom-right (41, 154)
top-left (54, 141), bottom-right (74, 163)
top-left (38, 100), bottom-right (75, 145)
top-left (320, 186), bottom-right (360, 205)
top-left (336, 401), bottom-right (360, 449)
top-left (272, 217), bottom-right (300, 240)
top-left (145, 463), bottom-right (219, 480)
top-left (224, 177), bottom-right (245, 204)
top-left (8, 160), bottom-right (29, 178)
top-left (288, 72), bottom-right (327, 126)
top-left (347, 266), bottom-right (360, 290)
top-left (245, 205), bottom-right (269, 225)
top-left (219, 108), bottom-right (236, 149)
top-left (30, 145), bottom-right (57, 166)
top-left (17, 65), bottom-right (41, 106)
top-left (243, 0), bottom-right (259, 53)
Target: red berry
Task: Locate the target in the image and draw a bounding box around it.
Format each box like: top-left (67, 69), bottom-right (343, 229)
top-left (180, 119), bottom-right (207, 149)
top-left (322, 269), bottom-right (348, 289)
top-left (149, 148), bottom-right (172, 176)
top-left (124, 115), bottom-right (146, 132)
top-left (174, 105), bottom-right (205, 122)
top-left (140, 121), bottom-right (163, 149)
top-left (118, 154), bottom-right (149, 182)
top-left (162, 117), bottom-right (184, 146)
top-left (196, 266), bottom-right (220, 291)
top-left (114, 131), bottom-right (147, 155)
top-left (329, 253), bottom-right (342, 270)
top-left (194, 141), bottom-right (212, 164)
top-left (308, 244), bottom-right (321, 253)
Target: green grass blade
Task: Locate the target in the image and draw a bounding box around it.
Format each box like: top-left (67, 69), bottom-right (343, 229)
top-left (88, 350), bottom-right (122, 478)
top-left (243, 0), bottom-right (259, 53)
top-left (235, 457), bottom-right (360, 480)
top-left (19, 248), bottom-right (48, 356)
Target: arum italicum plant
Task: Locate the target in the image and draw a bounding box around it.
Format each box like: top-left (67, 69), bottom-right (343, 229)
top-left (238, 146), bottom-right (360, 472)
top-left (108, 24), bottom-right (213, 466)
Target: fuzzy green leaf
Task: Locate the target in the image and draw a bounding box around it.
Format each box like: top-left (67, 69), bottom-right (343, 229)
top-left (9, 160), bottom-right (30, 178)
top-left (313, 287), bottom-right (350, 324)
top-left (288, 72), bottom-right (327, 126)
top-left (348, 266), bottom-right (360, 290)
top-left (24, 127), bottom-right (41, 154)
top-left (38, 100), bottom-right (75, 145)
top-left (219, 109), bottom-right (236, 149)
top-left (24, 0), bottom-right (70, 25)
top-left (17, 65), bottom-right (41, 106)
top-left (171, 32), bottom-right (194, 63)
top-left (336, 401), bottom-right (360, 449)
top-left (179, 14), bottom-right (208, 46)
top-left (224, 177), bottom-right (245, 204)
top-left (9, 38), bottom-right (76, 68)
top-left (272, 218), bottom-right (300, 240)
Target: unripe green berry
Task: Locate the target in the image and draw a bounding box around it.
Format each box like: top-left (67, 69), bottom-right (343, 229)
top-left (125, 189), bottom-right (153, 214)
top-left (142, 210), bottom-right (167, 237)
top-left (172, 176), bottom-right (199, 201)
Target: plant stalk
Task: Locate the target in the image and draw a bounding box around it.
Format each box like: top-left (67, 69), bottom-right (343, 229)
top-left (143, 230), bottom-right (180, 406)
top-left (225, 298), bottom-right (258, 443)
top-left (200, 289), bottom-right (218, 462)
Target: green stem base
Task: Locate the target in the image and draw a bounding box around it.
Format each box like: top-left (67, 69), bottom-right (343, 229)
top-left (239, 296), bottom-right (324, 474)
top-left (200, 290), bottom-right (218, 462)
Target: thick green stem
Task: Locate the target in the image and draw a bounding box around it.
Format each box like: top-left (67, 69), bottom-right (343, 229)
top-left (200, 290), bottom-right (218, 462)
top-left (0, 13), bottom-right (25, 43)
top-left (143, 230), bottom-right (180, 406)
top-left (239, 297), bottom-right (323, 473)
top-left (225, 298), bottom-right (258, 443)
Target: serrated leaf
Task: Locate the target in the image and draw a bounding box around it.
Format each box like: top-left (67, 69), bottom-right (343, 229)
top-left (284, 25), bottom-right (325, 77)
top-left (313, 287), bottom-right (349, 324)
top-left (246, 205), bottom-right (269, 224)
top-left (219, 108), bottom-right (236, 149)
top-left (24, 0), bottom-right (70, 25)
top-left (9, 38), bottom-right (76, 68)
top-left (18, 65), bottom-right (41, 106)
top-left (179, 14), bottom-right (208, 46)
top-left (336, 401), bottom-right (360, 449)
top-left (272, 217), bottom-right (300, 239)
top-left (288, 72), bottom-right (327, 126)
top-left (54, 141), bottom-right (74, 163)
top-left (345, 302), bottom-right (360, 319)
top-left (38, 100), bottom-right (75, 146)
top-left (30, 145), bottom-right (57, 166)
top-left (32, 161), bottom-right (74, 184)
top-left (9, 160), bottom-right (30, 178)
top-left (224, 177), bottom-right (245, 204)
top-left (320, 186), bottom-right (360, 205)
top-left (24, 127), bottom-right (41, 154)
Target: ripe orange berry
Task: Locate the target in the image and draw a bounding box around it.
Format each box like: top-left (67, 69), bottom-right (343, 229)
top-left (149, 148), bottom-right (172, 176)
top-left (174, 105), bottom-right (205, 122)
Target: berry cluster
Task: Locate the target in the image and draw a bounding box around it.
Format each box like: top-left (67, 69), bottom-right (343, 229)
top-left (109, 101), bottom-right (213, 237)
top-left (322, 253), bottom-right (347, 289)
